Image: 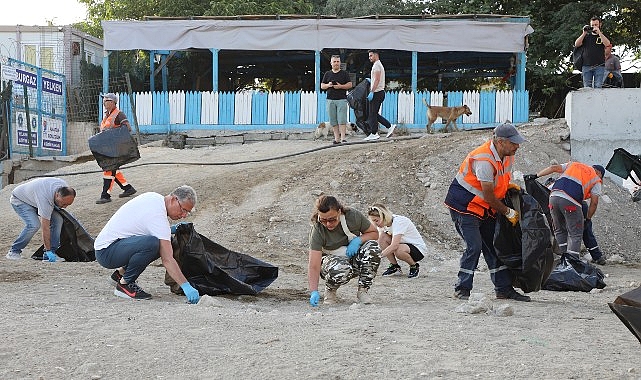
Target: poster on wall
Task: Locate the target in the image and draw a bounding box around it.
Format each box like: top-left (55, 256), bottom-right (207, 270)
top-left (42, 117), bottom-right (62, 151)
top-left (15, 111), bottom-right (39, 147)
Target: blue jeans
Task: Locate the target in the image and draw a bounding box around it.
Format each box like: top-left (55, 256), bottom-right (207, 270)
top-left (582, 65), bottom-right (605, 88)
top-left (95, 235), bottom-right (160, 283)
top-left (450, 210), bottom-right (513, 293)
top-left (11, 202), bottom-right (63, 254)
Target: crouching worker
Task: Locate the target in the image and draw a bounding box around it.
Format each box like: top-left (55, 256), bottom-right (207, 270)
top-left (525, 162), bottom-right (605, 264)
top-left (7, 178), bottom-right (76, 262)
top-left (367, 203), bottom-right (426, 278)
top-left (94, 185), bottom-right (200, 303)
top-left (308, 195), bottom-right (381, 306)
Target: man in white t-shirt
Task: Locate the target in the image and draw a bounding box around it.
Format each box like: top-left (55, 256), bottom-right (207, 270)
top-left (364, 49), bottom-right (394, 141)
top-left (94, 185), bottom-right (200, 303)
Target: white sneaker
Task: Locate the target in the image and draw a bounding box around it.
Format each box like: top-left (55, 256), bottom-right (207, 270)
top-left (6, 251), bottom-right (22, 260)
top-left (386, 124), bottom-right (397, 138)
top-left (364, 133), bottom-right (380, 141)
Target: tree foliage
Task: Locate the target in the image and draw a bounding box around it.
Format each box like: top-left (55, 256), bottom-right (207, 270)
top-left (75, 0), bottom-right (639, 112)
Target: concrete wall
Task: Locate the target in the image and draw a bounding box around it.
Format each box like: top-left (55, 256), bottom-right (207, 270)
top-left (565, 88), bottom-right (641, 186)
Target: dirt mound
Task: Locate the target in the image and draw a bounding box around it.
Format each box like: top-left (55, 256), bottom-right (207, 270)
top-left (1, 119), bottom-right (640, 379)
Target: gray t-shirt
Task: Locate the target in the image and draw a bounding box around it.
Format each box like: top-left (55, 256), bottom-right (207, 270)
top-left (11, 178), bottom-right (68, 220)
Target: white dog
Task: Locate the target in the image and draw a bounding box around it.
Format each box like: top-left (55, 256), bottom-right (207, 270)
top-left (313, 122), bottom-right (359, 140)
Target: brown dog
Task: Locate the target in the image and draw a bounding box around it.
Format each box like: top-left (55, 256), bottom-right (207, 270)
top-left (422, 98), bottom-right (472, 134)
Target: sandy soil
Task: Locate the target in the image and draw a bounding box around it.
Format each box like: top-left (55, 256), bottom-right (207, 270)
top-left (1, 119), bottom-right (640, 379)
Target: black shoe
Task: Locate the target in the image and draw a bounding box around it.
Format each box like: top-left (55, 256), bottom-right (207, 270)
top-left (591, 257), bottom-right (607, 265)
top-left (496, 289), bottom-right (531, 302)
top-left (382, 264), bottom-right (402, 276)
top-left (96, 196), bottom-right (111, 204)
top-left (110, 270), bottom-right (123, 283)
top-left (119, 187), bottom-right (137, 198)
top-left (114, 282), bottom-right (152, 300)
top-left (454, 289), bottom-right (470, 300)
top-left (408, 263), bottom-right (420, 278)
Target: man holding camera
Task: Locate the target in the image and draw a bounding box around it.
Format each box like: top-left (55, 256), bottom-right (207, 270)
top-left (574, 16), bottom-right (611, 88)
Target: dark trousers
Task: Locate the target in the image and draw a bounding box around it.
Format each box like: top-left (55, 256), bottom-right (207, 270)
top-left (582, 202), bottom-right (603, 260)
top-left (450, 210), bottom-right (513, 293)
top-left (95, 235), bottom-right (160, 284)
top-left (366, 91), bottom-right (391, 134)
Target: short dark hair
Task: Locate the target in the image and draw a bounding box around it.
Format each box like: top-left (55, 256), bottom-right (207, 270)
top-left (590, 16), bottom-right (601, 22)
top-left (368, 49), bottom-right (379, 54)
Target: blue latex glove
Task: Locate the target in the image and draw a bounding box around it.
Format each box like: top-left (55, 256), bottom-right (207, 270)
top-left (365, 78), bottom-right (371, 83)
top-left (346, 236), bottom-right (362, 258)
top-left (309, 290), bottom-right (320, 307)
top-left (43, 250), bottom-right (58, 262)
top-left (367, 91), bottom-right (374, 101)
top-left (180, 282), bottom-right (200, 304)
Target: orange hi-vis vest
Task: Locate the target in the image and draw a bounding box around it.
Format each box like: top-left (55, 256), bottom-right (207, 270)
top-left (100, 108), bottom-right (121, 131)
top-left (445, 140), bottom-right (513, 218)
top-left (551, 162), bottom-right (602, 203)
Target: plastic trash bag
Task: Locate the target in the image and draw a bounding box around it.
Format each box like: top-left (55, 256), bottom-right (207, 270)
top-left (32, 208), bottom-right (95, 262)
top-left (165, 223), bottom-right (278, 296)
top-left (609, 286), bottom-right (641, 343)
top-left (88, 126), bottom-right (140, 171)
top-left (347, 79), bottom-right (370, 122)
top-left (542, 253), bottom-right (606, 292)
top-left (494, 188), bottom-right (555, 293)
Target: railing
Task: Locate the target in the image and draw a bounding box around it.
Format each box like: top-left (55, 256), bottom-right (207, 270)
top-left (110, 90), bottom-right (529, 134)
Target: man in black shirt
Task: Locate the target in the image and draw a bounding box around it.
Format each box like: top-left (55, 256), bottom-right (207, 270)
top-left (574, 16), bottom-right (611, 88)
top-left (321, 55), bottom-right (352, 143)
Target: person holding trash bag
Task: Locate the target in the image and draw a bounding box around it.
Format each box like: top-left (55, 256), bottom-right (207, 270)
top-left (94, 185), bottom-right (200, 303)
top-left (307, 195), bottom-right (381, 306)
top-left (95, 93), bottom-right (137, 204)
top-left (7, 178), bottom-right (76, 262)
top-left (444, 122), bottom-right (531, 302)
top-left (524, 163), bottom-right (605, 264)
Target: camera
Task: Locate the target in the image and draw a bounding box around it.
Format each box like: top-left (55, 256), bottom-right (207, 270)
top-left (583, 25), bottom-right (593, 33)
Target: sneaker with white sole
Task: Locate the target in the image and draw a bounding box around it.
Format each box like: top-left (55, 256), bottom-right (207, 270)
top-left (382, 264), bottom-right (402, 276)
top-left (386, 124), bottom-right (396, 138)
top-left (114, 281), bottom-right (152, 300)
top-left (408, 263), bottom-right (420, 278)
top-left (364, 133), bottom-right (380, 141)
top-left (6, 251), bottom-right (22, 260)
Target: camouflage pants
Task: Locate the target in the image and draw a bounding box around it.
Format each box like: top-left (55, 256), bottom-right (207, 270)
top-left (321, 240), bottom-right (381, 290)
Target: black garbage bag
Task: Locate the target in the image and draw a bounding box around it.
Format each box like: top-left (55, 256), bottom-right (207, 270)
top-left (88, 126), bottom-right (140, 171)
top-left (606, 148), bottom-right (641, 185)
top-left (608, 286), bottom-right (641, 344)
top-left (32, 208), bottom-right (95, 262)
top-left (347, 79), bottom-right (370, 131)
top-left (494, 188), bottom-right (555, 293)
top-left (165, 223), bottom-right (278, 296)
top-left (525, 177), bottom-right (561, 253)
top-left (542, 253), bottom-right (606, 292)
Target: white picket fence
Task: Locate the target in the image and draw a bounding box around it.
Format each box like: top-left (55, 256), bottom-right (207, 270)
top-left (116, 89), bottom-right (528, 131)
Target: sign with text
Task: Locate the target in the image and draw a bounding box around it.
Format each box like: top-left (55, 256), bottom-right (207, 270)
top-left (15, 111), bottom-right (39, 147)
top-left (41, 117), bottom-right (62, 151)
